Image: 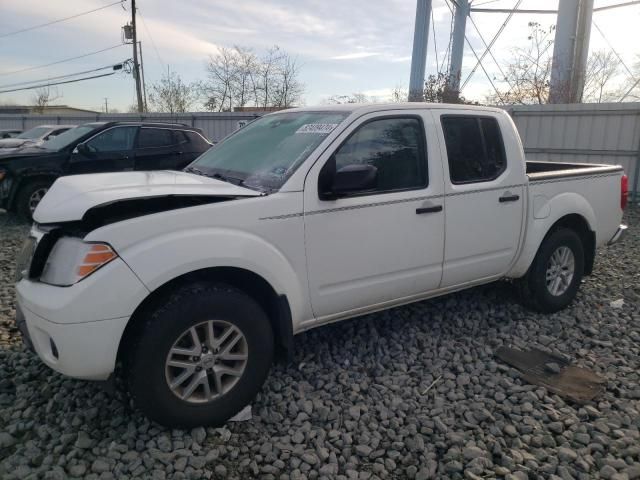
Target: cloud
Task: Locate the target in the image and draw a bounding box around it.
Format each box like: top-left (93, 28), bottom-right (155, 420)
top-left (331, 52), bottom-right (381, 60)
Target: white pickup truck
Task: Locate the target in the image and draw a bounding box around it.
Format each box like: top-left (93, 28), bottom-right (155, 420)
top-left (15, 104), bottom-right (628, 427)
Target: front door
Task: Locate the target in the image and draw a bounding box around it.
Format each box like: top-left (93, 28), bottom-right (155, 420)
top-left (435, 111), bottom-right (524, 287)
top-left (68, 126), bottom-right (137, 174)
top-left (304, 112), bottom-right (445, 321)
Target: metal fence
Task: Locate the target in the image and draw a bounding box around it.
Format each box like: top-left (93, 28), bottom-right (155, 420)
top-left (505, 103), bottom-right (640, 197)
top-left (1, 103), bottom-right (639, 194)
top-left (0, 112), bottom-right (260, 143)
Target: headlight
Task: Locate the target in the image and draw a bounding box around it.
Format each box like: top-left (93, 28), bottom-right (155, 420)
top-left (40, 238), bottom-right (118, 286)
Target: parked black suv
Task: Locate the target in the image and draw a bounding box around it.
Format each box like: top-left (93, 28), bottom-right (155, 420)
top-left (0, 122), bottom-right (212, 217)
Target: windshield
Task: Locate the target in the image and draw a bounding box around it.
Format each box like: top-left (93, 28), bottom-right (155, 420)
top-left (17, 127), bottom-right (51, 140)
top-left (189, 111), bottom-right (349, 191)
top-left (41, 125), bottom-right (97, 151)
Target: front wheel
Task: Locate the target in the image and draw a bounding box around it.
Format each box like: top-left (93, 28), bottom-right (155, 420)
top-left (16, 179), bottom-right (53, 219)
top-left (126, 282), bottom-right (274, 427)
top-left (517, 228), bottom-right (585, 313)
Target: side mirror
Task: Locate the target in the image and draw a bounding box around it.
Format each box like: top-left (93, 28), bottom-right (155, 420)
top-left (74, 142), bottom-right (90, 155)
top-left (320, 163), bottom-right (378, 200)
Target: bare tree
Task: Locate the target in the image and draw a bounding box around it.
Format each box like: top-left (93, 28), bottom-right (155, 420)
top-left (583, 51), bottom-right (621, 103)
top-left (31, 87), bottom-right (61, 113)
top-left (202, 45), bottom-right (304, 111)
top-left (389, 85), bottom-right (408, 103)
top-left (148, 69), bottom-right (197, 113)
top-left (323, 92), bottom-right (374, 104)
top-left (487, 22), bottom-right (555, 105)
top-left (424, 73), bottom-right (475, 104)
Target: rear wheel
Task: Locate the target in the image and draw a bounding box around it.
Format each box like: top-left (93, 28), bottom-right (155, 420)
top-left (517, 228), bottom-right (584, 313)
top-left (16, 179), bottom-right (53, 219)
top-left (126, 282), bottom-right (274, 427)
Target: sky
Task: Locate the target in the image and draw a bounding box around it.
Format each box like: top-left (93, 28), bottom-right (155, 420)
top-left (0, 0), bottom-right (638, 112)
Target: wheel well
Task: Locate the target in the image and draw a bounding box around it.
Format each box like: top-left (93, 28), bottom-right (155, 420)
top-left (547, 214), bottom-right (596, 275)
top-left (116, 267), bottom-right (293, 366)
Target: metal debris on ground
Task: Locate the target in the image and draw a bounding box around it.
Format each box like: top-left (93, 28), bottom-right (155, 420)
top-left (229, 404), bottom-right (252, 422)
top-left (610, 298), bottom-right (625, 308)
top-left (495, 347), bottom-right (606, 403)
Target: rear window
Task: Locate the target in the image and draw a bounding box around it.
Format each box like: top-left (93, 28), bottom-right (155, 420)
top-left (138, 128), bottom-right (175, 148)
top-left (441, 116), bottom-right (506, 184)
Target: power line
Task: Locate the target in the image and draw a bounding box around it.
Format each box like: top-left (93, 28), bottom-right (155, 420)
top-left (464, 35), bottom-right (505, 103)
top-left (0, 1), bottom-right (124, 39)
top-left (0, 44), bottom-right (126, 77)
top-left (0, 72), bottom-right (117, 94)
top-left (592, 21), bottom-right (635, 78)
top-left (467, 14), bottom-right (513, 90)
top-left (431, 7), bottom-right (439, 74)
top-left (137, 9), bottom-right (165, 68)
top-left (461, 0), bottom-right (522, 89)
top-left (0, 62), bottom-right (127, 90)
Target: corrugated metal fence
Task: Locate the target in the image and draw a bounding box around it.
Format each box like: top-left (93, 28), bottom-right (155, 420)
top-left (0, 112), bottom-right (260, 144)
top-left (1, 103), bottom-right (639, 194)
top-left (505, 103), bottom-right (640, 196)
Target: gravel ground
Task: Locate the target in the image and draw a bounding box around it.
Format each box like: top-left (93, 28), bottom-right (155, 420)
top-left (0, 207), bottom-right (639, 480)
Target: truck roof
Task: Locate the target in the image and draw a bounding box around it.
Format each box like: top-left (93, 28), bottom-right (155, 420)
top-left (285, 102), bottom-right (506, 115)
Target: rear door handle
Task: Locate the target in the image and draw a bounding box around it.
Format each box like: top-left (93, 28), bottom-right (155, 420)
top-left (416, 205), bottom-right (443, 214)
top-left (499, 194), bottom-right (520, 203)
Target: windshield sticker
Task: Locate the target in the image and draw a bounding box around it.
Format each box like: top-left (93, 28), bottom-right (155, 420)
top-left (295, 123), bottom-right (339, 135)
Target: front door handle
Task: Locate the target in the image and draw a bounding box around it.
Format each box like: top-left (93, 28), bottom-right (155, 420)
top-left (499, 194), bottom-right (520, 203)
top-left (416, 205), bottom-right (443, 214)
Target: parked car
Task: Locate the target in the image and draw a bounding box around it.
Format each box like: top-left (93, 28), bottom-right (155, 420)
top-left (0, 125), bottom-right (75, 154)
top-left (0, 129), bottom-right (22, 139)
top-left (0, 121), bottom-right (212, 217)
top-left (14, 104), bottom-right (627, 427)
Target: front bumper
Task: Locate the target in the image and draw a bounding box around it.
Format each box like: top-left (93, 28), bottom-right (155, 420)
top-left (608, 224), bottom-right (628, 246)
top-left (15, 257), bottom-right (149, 380)
top-left (17, 304), bottom-right (129, 380)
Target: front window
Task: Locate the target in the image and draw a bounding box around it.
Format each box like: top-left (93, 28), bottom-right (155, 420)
top-left (86, 126), bottom-right (137, 153)
top-left (189, 111), bottom-right (350, 191)
top-left (42, 125), bottom-right (98, 151)
top-left (16, 127), bottom-right (51, 140)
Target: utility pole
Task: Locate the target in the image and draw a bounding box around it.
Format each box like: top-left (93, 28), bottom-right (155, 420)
top-left (572, 0), bottom-right (594, 103)
top-left (104, 97), bottom-right (109, 113)
top-left (408, 0), bottom-right (433, 102)
top-left (138, 41), bottom-right (148, 112)
top-left (447, 0), bottom-right (470, 100)
top-left (131, 0), bottom-right (144, 113)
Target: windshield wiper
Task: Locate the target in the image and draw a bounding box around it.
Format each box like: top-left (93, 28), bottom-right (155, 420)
top-left (185, 166), bottom-right (247, 187)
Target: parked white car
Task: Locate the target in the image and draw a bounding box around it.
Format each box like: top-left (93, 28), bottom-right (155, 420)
top-left (15, 104), bottom-right (628, 427)
top-left (0, 125), bottom-right (75, 153)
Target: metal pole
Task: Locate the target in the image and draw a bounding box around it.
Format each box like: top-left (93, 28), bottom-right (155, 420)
top-left (131, 0), bottom-right (144, 113)
top-left (408, 0), bottom-right (433, 102)
top-left (138, 41), bottom-right (148, 112)
top-left (447, 0), bottom-right (469, 96)
top-left (549, 0), bottom-right (580, 103)
top-left (572, 0), bottom-right (594, 103)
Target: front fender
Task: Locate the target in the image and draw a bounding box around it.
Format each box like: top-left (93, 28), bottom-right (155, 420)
top-left (508, 192), bottom-right (596, 278)
top-left (106, 227), bottom-right (307, 326)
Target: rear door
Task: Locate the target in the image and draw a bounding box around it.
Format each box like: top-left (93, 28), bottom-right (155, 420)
top-left (68, 126), bottom-right (137, 174)
top-left (134, 127), bottom-right (183, 171)
top-left (435, 111), bottom-right (524, 287)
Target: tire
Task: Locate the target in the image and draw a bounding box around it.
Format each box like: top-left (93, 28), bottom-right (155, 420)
top-left (126, 282), bottom-right (274, 428)
top-left (16, 179), bottom-right (53, 220)
top-left (517, 228), bottom-right (585, 313)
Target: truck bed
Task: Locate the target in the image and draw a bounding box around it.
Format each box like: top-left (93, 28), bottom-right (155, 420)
top-left (526, 161), bottom-right (623, 182)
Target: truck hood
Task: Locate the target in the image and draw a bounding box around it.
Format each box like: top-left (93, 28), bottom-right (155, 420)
top-left (34, 170), bottom-right (261, 224)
